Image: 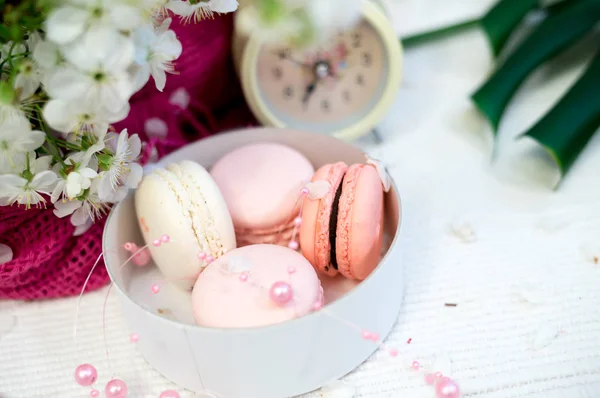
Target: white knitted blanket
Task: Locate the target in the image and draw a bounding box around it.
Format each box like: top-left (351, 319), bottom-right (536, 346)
top-left (2, 1), bottom-right (600, 397)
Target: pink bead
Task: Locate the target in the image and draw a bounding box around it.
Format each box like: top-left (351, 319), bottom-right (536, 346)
top-left (288, 240), bottom-right (299, 250)
top-left (132, 249), bottom-right (151, 267)
top-left (300, 188), bottom-right (309, 195)
top-left (197, 251), bottom-right (206, 260)
top-left (152, 239), bottom-right (161, 247)
top-left (435, 371), bottom-right (443, 379)
top-left (371, 332), bottom-right (380, 341)
top-left (123, 242), bottom-right (136, 252)
top-left (269, 281), bottom-right (294, 306)
top-left (130, 333), bottom-right (139, 342)
top-left (161, 234), bottom-right (170, 243)
top-left (75, 364), bottom-right (97, 386)
top-left (105, 379), bottom-right (128, 398)
top-left (287, 266), bottom-right (296, 274)
top-left (159, 390), bottom-right (181, 398)
top-left (425, 373), bottom-right (436, 385)
top-left (313, 301), bottom-right (323, 310)
top-left (205, 255), bottom-right (214, 263)
top-left (151, 284), bottom-right (160, 294)
top-left (435, 377), bottom-right (460, 398)
top-left (90, 389), bottom-right (100, 397)
top-left (361, 330), bottom-right (371, 340)
top-left (239, 272), bottom-right (249, 282)
top-left (389, 348), bottom-right (398, 357)
top-left (293, 216), bottom-right (302, 226)
top-left (411, 360), bottom-right (420, 370)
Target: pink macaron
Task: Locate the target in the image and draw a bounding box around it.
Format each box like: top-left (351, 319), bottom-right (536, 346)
top-left (210, 143), bottom-right (314, 247)
top-left (300, 162), bottom-right (384, 280)
top-left (191, 244), bottom-right (323, 328)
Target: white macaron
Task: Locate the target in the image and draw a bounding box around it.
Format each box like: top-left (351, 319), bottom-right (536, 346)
top-left (135, 160), bottom-right (236, 289)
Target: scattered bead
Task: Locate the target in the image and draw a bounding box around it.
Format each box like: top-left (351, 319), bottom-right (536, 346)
top-left (74, 364), bottom-right (97, 387)
top-left (411, 360), bottom-right (421, 370)
top-left (435, 371), bottom-right (443, 379)
top-left (424, 373), bottom-right (436, 385)
top-left (313, 301), bottom-right (323, 310)
top-left (293, 216), bottom-right (302, 226)
top-left (205, 255), bottom-right (214, 263)
top-left (287, 266), bottom-right (296, 274)
top-left (361, 330), bottom-right (372, 340)
top-left (151, 284), bottom-right (160, 294)
top-left (105, 379), bottom-right (128, 398)
top-left (132, 249), bottom-right (151, 267)
top-left (269, 281), bottom-right (294, 306)
top-left (435, 377), bottom-right (460, 398)
top-left (239, 272), bottom-right (249, 282)
top-left (123, 242), bottom-right (136, 251)
top-left (197, 251), bottom-right (206, 260)
top-left (152, 239), bottom-right (161, 247)
top-left (90, 389), bottom-right (100, 397)
top-left (389, 348), bottom-right (398, 357)
top-left (300, 188), bottom-right (309, 195)
top-left (159, 390), bottom-right (181, 398)
top-left (161, 235), bottom-right (170, 243)
top-left (371, 332), bottom-right (380, 341)
top-left (406, 338), bottom-right (412, 344)
top-left (130, 333), bottom-right (139, 343)
top-left (288, 240), bottom-right (299, 250)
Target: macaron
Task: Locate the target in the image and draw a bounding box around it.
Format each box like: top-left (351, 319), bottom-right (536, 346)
top-left (210, 143), bottom-right (314, 247)
top-left (192, 244), bottom-right (323, 328)
top-left (300, 162), bottom-right (384, 280)
top-left (135, 160), bottom-right (236, 289)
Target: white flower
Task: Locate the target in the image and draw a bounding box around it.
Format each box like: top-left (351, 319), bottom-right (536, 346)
top-left (97, 129), bottom-right (142, 202)
top-left (131, 18), bottom-right (183, 92)
top-left (14, 59), bottom-right (42, 100)
top-left (304, 0), bottom-right (361, 41)
top-left (45, 0), bottom-right (144, 45)
top-left (304, 180), bottom-right (331, 200)
top-left (0, 243), bottom-right (13, 265)
top-left (0, 155), bottom-right (58, 208)
top-left (66, 168), bottom-right (98, 199)
top-left (53, 180), bottom-right (109, 226)
top-left (0, 116), bottom-right (45, 173)
top-left (166, 0), bottom-right (238, 23)
top-left (43, 98), bottom-right (128, 135)
top-left (45, 28), bottom-right (135, 114)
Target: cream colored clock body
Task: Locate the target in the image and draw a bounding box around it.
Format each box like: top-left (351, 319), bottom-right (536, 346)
top-left (232, 1), bottom-right (402, 141)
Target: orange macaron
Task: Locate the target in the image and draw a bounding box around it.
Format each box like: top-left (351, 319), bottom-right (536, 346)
top-left (299, 162), bottom-right (385, 281)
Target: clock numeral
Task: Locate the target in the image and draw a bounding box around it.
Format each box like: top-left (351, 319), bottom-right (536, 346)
top-left (283, 86), bottom-right (293, 99)
top-left (277, 48), bottom-right (291, 60)
top-left (352, 32), bottom-right (361, 48)
top-left (356, 74), bottom-right (364, 86)
top-left (362, 52), bottom-right (372, 67)
top-left (321, 99), bottom-right (330, 112)
top-left (342, 90), bottom-right (351, 102)
top-left (272, 67), bottom-right (282, 80)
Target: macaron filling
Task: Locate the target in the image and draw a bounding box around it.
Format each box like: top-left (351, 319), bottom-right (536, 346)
top-left (328, 172), bottom-right (345, 271)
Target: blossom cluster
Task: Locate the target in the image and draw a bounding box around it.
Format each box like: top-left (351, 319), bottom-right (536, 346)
top-left (0, 0), bottom-right (238, 232)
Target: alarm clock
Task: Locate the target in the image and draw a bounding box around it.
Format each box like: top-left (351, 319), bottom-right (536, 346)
top-left (232, 0), bottom-right (403, 141)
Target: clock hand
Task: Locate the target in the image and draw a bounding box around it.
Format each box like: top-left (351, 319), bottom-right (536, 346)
top-left (302, 80), bottom-right (318, 108)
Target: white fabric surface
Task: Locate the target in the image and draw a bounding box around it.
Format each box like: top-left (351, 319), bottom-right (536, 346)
top-left (2, 1), bottom-right (600, 397)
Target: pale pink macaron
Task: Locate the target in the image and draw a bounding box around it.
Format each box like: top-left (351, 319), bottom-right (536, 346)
top-left (191, 244), bottom-right (323, 328)
top-left (210, 143), bottom-right (314, 246)
top-left (300, 162), bottom-right (384, 281)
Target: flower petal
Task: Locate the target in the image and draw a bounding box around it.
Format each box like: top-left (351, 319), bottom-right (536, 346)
top-left (125, 163), bottom-right (143, 189)
top-left (128, 134), bottom-right (142, 159)
top-left (151, 67), bottom-right (167, 92)
top-left (73, 218), bottom-right (93, 236)
top-left (305, 180), bottom-right (331, 200)
top-left (209, 0), bottom-right (238, 13)
top-left (33, 40), bottom-right (60, 69)
top-left (45, 68), bottom-right (92, 102)
top-left (366, 158), bottom-right (391, 193)
top-left (21, 130), bottom-right (46, 151)
top-left (45, 6), bottom-right (89, 44)
top-left (71, 205), bottom-right (90, 226)
top-left (43, 99), bottom-right (77, 133)
top-left (53, 199), bottom-right (82, 218)
top-left (33, 155), bottom-right (53, 173)
top-left (32, 170), bottom-right (58, 193)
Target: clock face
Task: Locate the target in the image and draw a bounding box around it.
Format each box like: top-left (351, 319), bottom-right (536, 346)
top-left (254, 19), bottom-right (390, 134)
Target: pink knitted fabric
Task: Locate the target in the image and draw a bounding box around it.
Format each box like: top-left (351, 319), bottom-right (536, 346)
top-left (0, 14), bottom-right (256, 300)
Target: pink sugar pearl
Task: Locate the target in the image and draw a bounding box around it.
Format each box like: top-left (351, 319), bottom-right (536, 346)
top-left (288, 240), bottom-right (299, 250)
top-left (152, 239), bottom-right (161, 247)
top-left (161, 235), bottom-right (170, 243)
top-left (130, 333), bottom-right (139, 343)
top-left (205, 255), bottom-right (214, 263)
top-left (269, 281), bottom-right (294, 306)
top-left (389, 348), bottom-right (398, 357)
top-left (287, 266), bottom-right (296, 274)
top-left (105, 379), bottom-right (128, 398)
top-left (90, 389), bottom-right (100, 397)
top-left (159, 390), bottom-right (181, 398)
top-left (425, 373), bottom-right (436, 385)
top-left (239, 272), bottom-right (249, 282)
top-left (197, 252), bottom-right (206, 260)
top-left (435, 377), bottom-right (461, 398)
top-left (293, 216), bottom-right (302, 226)
top-left (74, 364), bottom-right (97, 387)
top-left (151, 284), bottom-right (160, 294)
top-left (411, 360), bottom-right (420, 370)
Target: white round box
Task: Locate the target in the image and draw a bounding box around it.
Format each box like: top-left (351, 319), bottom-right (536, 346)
top-left (103, 127), bottom-right (404, 398)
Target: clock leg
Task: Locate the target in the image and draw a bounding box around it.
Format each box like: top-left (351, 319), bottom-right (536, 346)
top-left (371, 128), bottom-right (383, 144)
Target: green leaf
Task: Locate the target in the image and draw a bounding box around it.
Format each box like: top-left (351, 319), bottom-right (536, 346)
top-left (522, 51), bottom-right (600, 178)
top-left (471, 0), bottom-right (600, 133)
top-left (481, 0), bottom-right (539, 57)
top-left (401, 18), bottom-right (480, 48)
